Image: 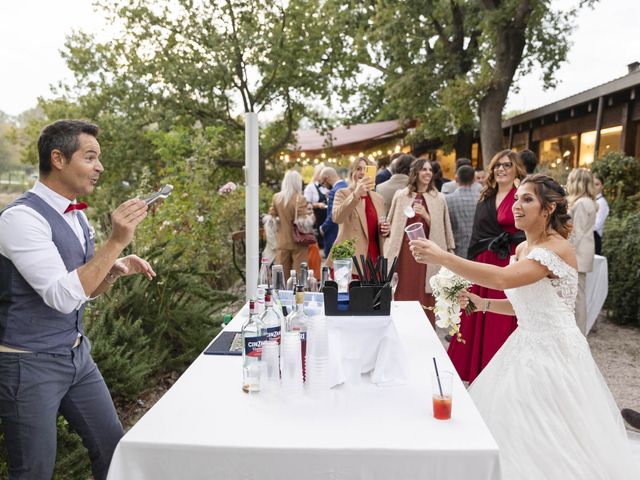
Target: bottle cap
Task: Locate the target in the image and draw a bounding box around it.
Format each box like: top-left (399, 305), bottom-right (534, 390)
top-left (223, 314), bottom-right (233, 325)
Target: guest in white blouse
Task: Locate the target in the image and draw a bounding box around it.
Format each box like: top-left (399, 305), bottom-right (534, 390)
top-left (592, 172), bottom-right (610, 255)
top-left (566, 168), bottom-right (597, 336)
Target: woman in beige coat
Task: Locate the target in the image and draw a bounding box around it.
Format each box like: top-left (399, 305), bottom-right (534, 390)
top-left (269, 170), bottom-right (310, 281)
top-left (384, 158), bottom-right (455, 326)
top-left (330, 157), bottom-right (386, 273)
top-left (566, 168), bottom-right (597, 336)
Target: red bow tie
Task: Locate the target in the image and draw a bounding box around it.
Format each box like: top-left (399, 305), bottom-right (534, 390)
top-left (64, 202), bottom-right (88, 213)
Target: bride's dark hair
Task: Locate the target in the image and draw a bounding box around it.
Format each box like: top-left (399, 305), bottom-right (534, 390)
top-left (520, 174), bottom-right (572, 239)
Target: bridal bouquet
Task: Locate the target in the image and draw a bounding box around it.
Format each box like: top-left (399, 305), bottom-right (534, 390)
top-left (427, 268), bottom-right (476, 343)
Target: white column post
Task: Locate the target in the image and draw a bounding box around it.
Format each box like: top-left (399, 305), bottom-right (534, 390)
top-left (244, 112), bottom-right (259, 302)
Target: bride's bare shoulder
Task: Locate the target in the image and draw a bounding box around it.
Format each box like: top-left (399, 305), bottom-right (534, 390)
top-left (540, 237), bottom-right (577, 270)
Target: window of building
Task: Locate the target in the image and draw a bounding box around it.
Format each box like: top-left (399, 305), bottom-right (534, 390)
top-left (540, 134), bottom-right (578, 176)
top-left (579, 126), bottom-right (623, 167)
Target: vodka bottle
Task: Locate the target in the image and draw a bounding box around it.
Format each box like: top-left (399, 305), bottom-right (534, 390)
top-left (320, 266), bottom-right (330, 290)
top-left (285, 285), bottom-right (309, 379)
top-left (257, 257), bottom-right (271, 313)
top-left (306, 269), bottom-right (318, 292)
top-left (286, 270), bottom-right (298, 291)
top-left (242, 299), bottom-right (265, 393)
top-left (299, 262), bottom-right (309, 290)
top-left (259, 288), bottom-right (283, 345)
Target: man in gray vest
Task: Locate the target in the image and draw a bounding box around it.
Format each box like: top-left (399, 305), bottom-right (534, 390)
top-left (0, 120), bottom-right (155, 479)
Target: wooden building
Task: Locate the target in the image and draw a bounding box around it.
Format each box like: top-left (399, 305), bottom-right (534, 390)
top-left (503, 62), bottom-right (640, 176)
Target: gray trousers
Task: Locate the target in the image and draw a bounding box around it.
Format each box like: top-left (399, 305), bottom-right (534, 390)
top-left (0, 337), bottom-right (124, 480)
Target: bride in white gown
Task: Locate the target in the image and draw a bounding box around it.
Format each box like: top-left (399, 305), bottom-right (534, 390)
top-left (409, 174), bottom-right (637, 479)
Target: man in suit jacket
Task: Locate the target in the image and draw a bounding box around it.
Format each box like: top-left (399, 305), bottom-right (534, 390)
top-left (445, 165), bottom-right (480, 258)
top-left (319, 167), bottom-right (347, 258)
top-left (0, 120), bottom-right (155, 479)
top-left (376, 154), bottom-right (414, 216)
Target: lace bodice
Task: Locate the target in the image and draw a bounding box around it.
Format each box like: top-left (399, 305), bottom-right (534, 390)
top-left (505, 247), bottom-right (578, 333)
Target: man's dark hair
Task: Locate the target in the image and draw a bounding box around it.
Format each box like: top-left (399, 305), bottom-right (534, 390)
top-left (456, 165), bottom-right (475, 186)
top-left (429, 159), bottom-right (443, 179)
top-left (518, 149), bottom-right (538, 174)
top-left (455, 157), bottom-right (472, 169)
top-left (377, 155), bottom-right (391, 169)
top-left (38, 120), bottom-right (99, 175)
top-left (393, 154), bottom-right (415, 176)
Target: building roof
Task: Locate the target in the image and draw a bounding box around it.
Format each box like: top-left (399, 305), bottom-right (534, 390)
top-left (293, 119), bottom-right (405, 153)
top-left (503, 68), bottom-right (640, 128)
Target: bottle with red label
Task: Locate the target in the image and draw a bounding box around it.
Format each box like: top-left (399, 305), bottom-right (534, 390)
top-left (258, 288), bottom-right (283, 345)
top-left (242, 298), bottom-right (265, 393)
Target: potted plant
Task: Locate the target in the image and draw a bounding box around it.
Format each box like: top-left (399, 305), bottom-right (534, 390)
top-left (330, 239), bottom-right (356, 292)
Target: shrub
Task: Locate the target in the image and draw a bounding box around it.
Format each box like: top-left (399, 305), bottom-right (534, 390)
top-left (602, 211), bottom-right (640, 326)
top-left (590, 152), bottom-right (640, 216)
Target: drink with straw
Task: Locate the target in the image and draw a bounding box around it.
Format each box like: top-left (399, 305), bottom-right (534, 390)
top-left (431, 358), bottom-right (453, 420)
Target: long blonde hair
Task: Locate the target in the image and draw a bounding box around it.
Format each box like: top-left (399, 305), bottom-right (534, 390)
top-left (479, 149), bottom-right (527, 202)
top-left (347, 156), bottom-right (372, 188)
top-left (281, 169), bottom-right (303, 205)
top-left (566, 168), bottom-right (596, 209)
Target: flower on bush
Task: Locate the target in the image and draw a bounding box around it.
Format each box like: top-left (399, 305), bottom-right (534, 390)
top-left (218, 181), bottom-right (237, 195)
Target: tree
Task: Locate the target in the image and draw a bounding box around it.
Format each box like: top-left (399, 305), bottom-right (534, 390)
top-left (323, 0), bottom-right (596, 165)
top-left (59, 0), bottom-right (336, 180)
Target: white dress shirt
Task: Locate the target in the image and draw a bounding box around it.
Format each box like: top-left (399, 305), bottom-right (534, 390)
top-left (0, 181), bottom-right (90, 315)
top-left (594, 194), bottom-right (609, 237)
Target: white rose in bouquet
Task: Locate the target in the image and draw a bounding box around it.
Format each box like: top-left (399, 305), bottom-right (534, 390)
top-left (425, 268), bottom-right (476, 343)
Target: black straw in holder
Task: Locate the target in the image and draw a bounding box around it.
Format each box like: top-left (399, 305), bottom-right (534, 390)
top-left (352, 255), bottom-right (364, 281)
top-left (386, 256), bottom-right (398, 283)
top-left (433, 357), bottom-right (443, 397)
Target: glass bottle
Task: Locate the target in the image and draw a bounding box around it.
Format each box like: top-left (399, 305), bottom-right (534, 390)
top-left (258, 288), bottom-right (283, 345)
top-left (320, 266), bottom-right (330, 290)
top-left (242, 298), bottom-right (264, 393)
top-left (286, 269), bottom-right (298, 291)
top-left (306, 269), bottom-right (318, 292)
top-left (285, 285), bottom-right (309, 380)
top-left (299, 262), bottom-right (309, 290)
top-left (257, 257), bottom-right (271, 313)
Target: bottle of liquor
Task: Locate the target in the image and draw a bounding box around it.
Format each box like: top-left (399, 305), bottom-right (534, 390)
top-left (285, 285), bottom-right (309, 380)
top-left (306, 269), bottom-right (318, 292)
top-left (285, 269), bottom-right (298, 291)
top-left (242, 298), bottom-right (265, 393)
top-left (257, 258), bottom-right (271, 313)
top-left (259, 288), bottom-right (283, 345)
top-left (299, 262), bottom-right (309, 290)
top-left (320, 266), bottom-right (330, 290)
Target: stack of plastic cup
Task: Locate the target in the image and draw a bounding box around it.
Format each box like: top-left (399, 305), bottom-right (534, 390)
top-left (305, 316), bottom-right (330, 396)
top-left (260, 340), bottom-right (280, 393)
top-left (280, 331), bottom-right (304, 397)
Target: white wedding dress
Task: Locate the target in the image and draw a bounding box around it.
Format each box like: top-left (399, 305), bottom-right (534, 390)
top-left (469, 247), bottom-right (638, 479)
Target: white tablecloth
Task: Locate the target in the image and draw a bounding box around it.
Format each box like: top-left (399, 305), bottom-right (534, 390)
top-left (107, 302), bottom-right (500, 480)
top-left (586, 255), bottom-right (608, 333)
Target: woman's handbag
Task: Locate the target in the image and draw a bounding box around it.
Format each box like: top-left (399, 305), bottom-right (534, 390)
top-left (293, 204), bottom-right (316, 246)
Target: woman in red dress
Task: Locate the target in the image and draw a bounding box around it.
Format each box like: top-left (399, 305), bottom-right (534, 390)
top-left (447, 150), bottom-right (527, 383)
top-left (383, 158), bottom-right (455, 327)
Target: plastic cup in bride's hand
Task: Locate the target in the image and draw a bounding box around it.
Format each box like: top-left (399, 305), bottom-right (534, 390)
top-left (405, 222), bottom-right (426, 241)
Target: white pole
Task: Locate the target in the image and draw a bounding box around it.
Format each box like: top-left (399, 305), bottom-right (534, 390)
top-left (244, 112), bottom-right (259, 302)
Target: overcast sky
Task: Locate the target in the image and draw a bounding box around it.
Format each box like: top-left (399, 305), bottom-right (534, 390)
top-left (1, 0), bottom-right (639, 118)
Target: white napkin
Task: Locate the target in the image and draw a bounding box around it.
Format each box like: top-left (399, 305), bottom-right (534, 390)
top-left (326, 315), bottom-right (407, 388)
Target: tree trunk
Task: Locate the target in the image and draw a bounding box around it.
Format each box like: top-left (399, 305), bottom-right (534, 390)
top-left (479, 88), bottom-right (509, 167)
top-left (478, 1), bottom-right (534, 167)
top-left (454, 128), bottom-right (474, 161)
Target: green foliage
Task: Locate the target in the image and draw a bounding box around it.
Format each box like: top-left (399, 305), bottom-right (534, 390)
top-left (321, 0), bottom-right (594, 157)
top-left (590, 152), bottom-right (640, 216)
top-left (52, 417), bottom-right (91, 480)
top-left (330, 239), bottom-right (356, 260)
top-left (602, 211), bottom-right (640, 326)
